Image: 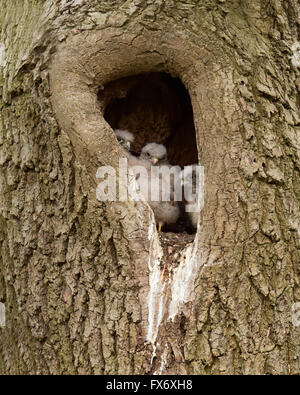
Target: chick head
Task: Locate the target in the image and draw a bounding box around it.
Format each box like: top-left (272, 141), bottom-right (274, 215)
top-left (114, 129), bottom-right (135, 150)
top-left (141, 142), bottom-right (167, 165)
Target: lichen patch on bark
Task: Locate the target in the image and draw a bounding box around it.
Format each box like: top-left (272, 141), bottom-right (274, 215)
top-left (0, 43), bottom-right (6, 67)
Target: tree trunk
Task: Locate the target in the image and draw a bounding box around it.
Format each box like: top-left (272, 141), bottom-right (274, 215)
top-left (0, 0), bottom-right (299, 375)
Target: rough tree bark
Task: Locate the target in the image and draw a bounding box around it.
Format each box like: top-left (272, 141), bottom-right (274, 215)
top-left (0, 0), bottom-right (299, 374)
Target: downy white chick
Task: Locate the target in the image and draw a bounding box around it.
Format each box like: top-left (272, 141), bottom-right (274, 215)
top-left (180, 165), bottom-right (202, 230)
top-left (114, 129), bottom-right (152, 201)
top-left (140, 143), bottom-right (168, 166)
top-left (114, 129), bottom-right (142, 167)
top-left (114, 129), bottom-right (134, 151)
top-left (139, 142), bottom-right (180, 231)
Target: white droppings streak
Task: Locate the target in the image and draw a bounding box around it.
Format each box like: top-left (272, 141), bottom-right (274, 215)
top-left (150, 344), bottom-right (157, 364)
top-left (169, 232), bottom-right (200, 320)
top-left (148, 223), bottom-right (154, 241)
top-left (0, 303), bottom-right (6, 327)
top-left (154, 343), bottom-right (169, 375)
top-left (147, 255), bottom-right (166, 343)
top-left (0, 43), bottom-right (6, 67)
top-left (146, 219), bottom-right (166, 345)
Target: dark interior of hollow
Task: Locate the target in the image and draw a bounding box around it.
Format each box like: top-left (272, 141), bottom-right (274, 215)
top-left (99, 72), bottom-right (198, 234)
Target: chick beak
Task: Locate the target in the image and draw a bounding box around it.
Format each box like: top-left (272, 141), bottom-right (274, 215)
top-left (151, 157), bottom-right (159, 165)
top-left (124, 141), bottom-right (131, 149)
